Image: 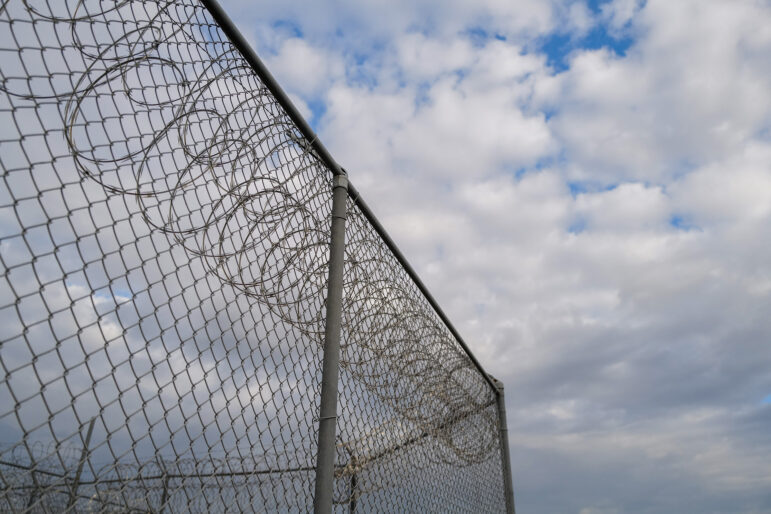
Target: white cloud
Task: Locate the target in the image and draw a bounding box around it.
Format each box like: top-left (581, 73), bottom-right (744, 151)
top-left (264, 37), bottom-right (345, 98)
top-left (223, 0), bottom-right (559, 45)
top-left (266, 2), bottom-right (771, 509)
top-left (575, 183), bottom-right (670, 232)
top-left (395, 33), bottom-right (475, 82)
top-left (546, 0), bottom-right (771, 184)
top-left (6, 0), bottom-right (770, 511)
top-left (600, 0), bottom-right (644, 36)
top-left (322, 38), bottom-right (555, 185)
top-left (670, 142), bottom-right (771, 225)
top-left (563, 2), bottom-right (596, 38)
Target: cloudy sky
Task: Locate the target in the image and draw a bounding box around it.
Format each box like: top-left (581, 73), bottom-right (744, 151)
top-left (213, 0), bottom-right (771, 512)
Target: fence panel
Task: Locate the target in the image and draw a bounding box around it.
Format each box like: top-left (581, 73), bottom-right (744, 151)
top-left (333, 197), bottom-right (506, 512)
top-left (0, 1), bottom-right (510, 512)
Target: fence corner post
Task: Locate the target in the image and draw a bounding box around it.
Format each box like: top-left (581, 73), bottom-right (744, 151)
top-left (313, 173), bottom-right (349, 513)
top-left (493, 378), bottom-right (516, 514)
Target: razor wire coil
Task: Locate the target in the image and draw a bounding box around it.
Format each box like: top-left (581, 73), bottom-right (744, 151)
top-left (0, 0), bottom-right (507, 512)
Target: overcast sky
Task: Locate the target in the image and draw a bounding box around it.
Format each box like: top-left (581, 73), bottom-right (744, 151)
top-left (212, 0), bottom-right (771, 512)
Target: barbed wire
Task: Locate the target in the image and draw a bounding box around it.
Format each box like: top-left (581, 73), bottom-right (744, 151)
top-left (0, 0), bottom-right (508, 511)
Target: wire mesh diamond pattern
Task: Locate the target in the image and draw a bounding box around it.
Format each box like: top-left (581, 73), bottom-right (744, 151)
top-left (0, 1), bottom-right (510, 512)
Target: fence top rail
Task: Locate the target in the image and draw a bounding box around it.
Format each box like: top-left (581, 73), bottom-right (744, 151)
top-left (199, 0), bottom-right (499, 395)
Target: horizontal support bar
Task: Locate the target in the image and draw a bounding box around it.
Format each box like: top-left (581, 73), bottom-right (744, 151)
top-left (199, 0), bottom-right (497, 396)
top-left (347, 184), bottom-right (498, 394)
top-left (200, 0), bottom-right (345, 177)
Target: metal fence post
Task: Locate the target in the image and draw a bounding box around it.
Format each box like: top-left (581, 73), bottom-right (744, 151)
top-left (67, 418), bottom-right (95, 511)
top-left (349, 454), bottom-right (358, 513)
top-left (313, 174), bottom-right (349, 513)
top-left (158, 457), bottom-right (169, 514)
top-left (493, 379), bottom-right (516, 514)
top-left (26, 456), bottom-right (40, 511)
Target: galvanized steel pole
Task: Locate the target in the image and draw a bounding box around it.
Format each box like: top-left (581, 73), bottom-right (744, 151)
top-left (200, 0), bottom-right (498, 398)
top-left (494, 379), bottom-right (516, 514)
top-left (314, 174), bottom-right (349, 513)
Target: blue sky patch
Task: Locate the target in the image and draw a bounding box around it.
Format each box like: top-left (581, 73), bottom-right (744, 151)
top-left (584, 24), bottom-right (634, 56)
top-left (568, 217), bottom-right (587, 234)
top-left (464, 26), bottom-right (507, 47)
top-left (540, 33), bottom-right (574, 72)
top-left (568, 181), bottom-right (587, 196)
top-left (543, 107), bottom-right (558, 121)
top-left (567, 181), bottom-right (618, 197)
top-left (271, 19), bottom-right (303, 39)
top-left (307, 99), bottom-right (327, 130)
top-left (586, 0), bottom-right (613, 14)
top-left (670, 214), bottom-right (700, 232)
top-left (540, 0), bottom-right (636, 73)
top-left (540, 27), bottom-right (633, 72)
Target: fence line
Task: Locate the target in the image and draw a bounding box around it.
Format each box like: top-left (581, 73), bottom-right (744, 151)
top-left (0, 0), bottom-right (514, 511)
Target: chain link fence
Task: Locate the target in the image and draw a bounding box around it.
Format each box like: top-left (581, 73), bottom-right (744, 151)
top-left (0, 0), bottom-right (513, 512)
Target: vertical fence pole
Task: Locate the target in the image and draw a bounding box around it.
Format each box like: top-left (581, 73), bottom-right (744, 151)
top-left (67, 418), bottom-right (95, 511)
top-left (494, 379), bottom-right (516, 514)
top-left (313, 174), bottom-right (349, 513)
top-left (158, 457), bottom-right (169, 514)
top-left (26, 455), bottom-right (40, 510)
top-left (160, 472), bottom-right (170, 514)
top-left (349, 455), bottom-right (357, 514)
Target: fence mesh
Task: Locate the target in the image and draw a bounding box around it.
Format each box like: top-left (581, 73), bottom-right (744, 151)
top-left (0, 0), bottom-right (507, 512)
